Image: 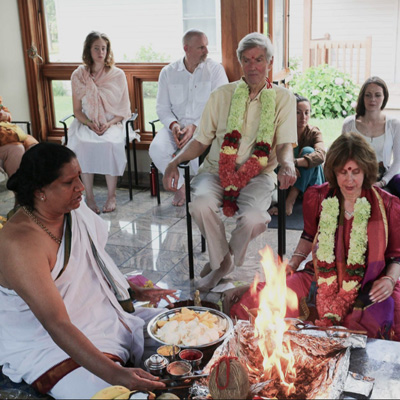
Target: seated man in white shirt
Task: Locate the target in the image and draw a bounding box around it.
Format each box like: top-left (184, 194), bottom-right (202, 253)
top-left (149, 29), bottom-right (228, 206)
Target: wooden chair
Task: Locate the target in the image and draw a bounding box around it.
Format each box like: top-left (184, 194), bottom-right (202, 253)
top-left (59, 113), bottom-right (138, 200)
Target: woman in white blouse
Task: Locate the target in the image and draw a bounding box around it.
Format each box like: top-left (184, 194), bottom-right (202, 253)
top-left (342, 76), bottom-right (400, 197)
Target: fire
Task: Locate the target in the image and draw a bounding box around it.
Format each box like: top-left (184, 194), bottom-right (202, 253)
top-left (251, 246), bottom-right (298, 396)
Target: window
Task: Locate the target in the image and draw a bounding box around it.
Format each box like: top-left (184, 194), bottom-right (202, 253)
top-left (44, 0), bottom-right (221, 63)
top-left (52, 81), bottom-right (73, 128)
top-left (142, 81), bottom-right (158, 132)
top-left (264, 0), bottom-right (289, 76)
top-left (20, 1), bottom-right (287, 144)
top-left (182, 0), bottom-right (221, 62)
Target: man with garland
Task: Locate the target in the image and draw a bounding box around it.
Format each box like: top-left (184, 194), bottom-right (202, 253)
top-left (163, 32), bottom-right (297, 290)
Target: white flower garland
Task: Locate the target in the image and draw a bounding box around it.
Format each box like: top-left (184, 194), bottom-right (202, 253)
top-left (348, 197), bottom-right (371, 265)
top-left (225, 80), bottom-right (276, 150)
top-left (317, 197), bottom-right (371, 266)
top-left (316, 197), bottom-right (339, 264)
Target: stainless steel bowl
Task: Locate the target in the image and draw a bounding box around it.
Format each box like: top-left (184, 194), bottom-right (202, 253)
top-left (147, 306), bottom-right (233, 349)
top-left (179, 348), bottom-right (203, 369)
top-left (144, 354), bottom-right (169, 376)
top-left (157, 344), bottom-right (180, 362)
top-left (167, 360), bottom-right (192, 379)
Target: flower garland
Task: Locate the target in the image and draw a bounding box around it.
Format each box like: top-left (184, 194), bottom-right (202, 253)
top-left (219, 79), bottom-right (276, 217)
top-left (315, 196), bottom-right (371, 327)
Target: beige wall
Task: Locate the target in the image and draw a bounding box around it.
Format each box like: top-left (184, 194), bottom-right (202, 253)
top-left (1, 0), bottom-right (30, 121)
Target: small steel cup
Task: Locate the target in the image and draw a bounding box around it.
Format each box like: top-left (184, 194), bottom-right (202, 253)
top-left (179, 349), bottom-right (203, 369)
top-left (157, 345), bottom-right (180, 362)
top-left (144, 354), bottom-right (169, 376)
top-left (167, 360), bottom-right (192, 379)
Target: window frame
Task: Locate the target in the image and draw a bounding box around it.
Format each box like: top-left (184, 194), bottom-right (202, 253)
top-left (18, 0), bottom-right (285, 147)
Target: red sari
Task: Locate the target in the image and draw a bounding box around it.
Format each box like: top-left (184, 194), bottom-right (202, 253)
top-left (231, 183), bottom-right (400, 340)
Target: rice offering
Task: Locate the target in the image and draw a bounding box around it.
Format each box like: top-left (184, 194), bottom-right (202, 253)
top-left (154, 307), bottom-right (228, 346)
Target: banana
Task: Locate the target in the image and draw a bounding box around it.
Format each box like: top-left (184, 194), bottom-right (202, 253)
top-left (91, 385), bottom-right (130, 399)
top-left (113, 391), bottom-right (133, 399)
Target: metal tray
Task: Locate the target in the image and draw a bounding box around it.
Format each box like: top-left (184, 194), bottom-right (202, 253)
top-left (147, 306), bottom-right (233, 349)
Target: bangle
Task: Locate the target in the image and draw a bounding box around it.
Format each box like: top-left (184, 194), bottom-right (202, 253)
top-left (293, 251), bottom-right (308, 259)
top-left (381, 275), bottom-right (396, 288)
top-left (294, 159), bottom-right (298, 167)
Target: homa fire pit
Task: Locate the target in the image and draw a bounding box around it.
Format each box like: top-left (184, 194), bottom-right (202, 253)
top-left (191, 247), bottom-right (370, 399)
top-left (192, 320), bottom-right (367, 399)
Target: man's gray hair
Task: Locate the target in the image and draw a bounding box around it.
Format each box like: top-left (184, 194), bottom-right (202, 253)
top-left (236, 32), bottom-right (274, 63)
top-left (182, 29), bottom-right (206, 46)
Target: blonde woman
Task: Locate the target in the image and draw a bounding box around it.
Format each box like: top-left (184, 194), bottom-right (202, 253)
top-left (67, 31), bottom-right (131, 214)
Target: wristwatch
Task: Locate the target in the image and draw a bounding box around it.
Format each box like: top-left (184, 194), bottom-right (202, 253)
top-left (294, 159), bottom-right (298, 167)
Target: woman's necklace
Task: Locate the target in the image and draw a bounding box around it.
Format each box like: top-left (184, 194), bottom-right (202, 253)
top-left (344, 210), bottom-right (354, 218)
top-left (22, 206), bottom-right (62, 245)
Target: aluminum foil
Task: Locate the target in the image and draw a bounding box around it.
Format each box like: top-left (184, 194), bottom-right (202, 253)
top-left (191, 321), bottom-right (369, 399)
top-left (343, 372), bottom-right (375, 398)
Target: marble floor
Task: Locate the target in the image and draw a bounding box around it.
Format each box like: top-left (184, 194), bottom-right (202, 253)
top-left (0, 177), bottom-right (302, 305)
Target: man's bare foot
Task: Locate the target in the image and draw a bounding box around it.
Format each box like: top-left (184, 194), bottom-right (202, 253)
top-left (172, 184), bottom-right (185, 207)
top-left (196, 253), bottom-right (234, 291)
top-left (87, 199), bottom-right (100, 215)
top-left (268, 206), bottom-right (279, 216)
top-left (103, 197), bottom-right (116, 213)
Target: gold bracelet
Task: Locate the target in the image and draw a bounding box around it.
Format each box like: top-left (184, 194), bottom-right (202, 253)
top-left (381, 275), bottom-right (396, 288)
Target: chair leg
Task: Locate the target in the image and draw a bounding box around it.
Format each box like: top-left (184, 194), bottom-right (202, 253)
top-left (155, 166), bottom-right (161, 205)
top-left (184, 166), bottom-right (194, 280)
top-left (277, 187), bottom-right (287, 259)
top-left (126, 139), bottom-right (133, 201)
top-left (201, 236), bottom-right (206, 253)
top-left (132, 140), bottom-right (139, 187)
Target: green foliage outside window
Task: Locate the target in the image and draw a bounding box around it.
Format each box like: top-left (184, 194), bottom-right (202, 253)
top-left (290, 64), bottom-right (359, 119)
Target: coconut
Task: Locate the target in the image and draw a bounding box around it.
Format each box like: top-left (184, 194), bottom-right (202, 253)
top-left (208, 356), bottom-right (249, 399)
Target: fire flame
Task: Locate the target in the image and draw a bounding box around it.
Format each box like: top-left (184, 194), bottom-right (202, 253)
top-left (251, 246), bottom-right (299, 396)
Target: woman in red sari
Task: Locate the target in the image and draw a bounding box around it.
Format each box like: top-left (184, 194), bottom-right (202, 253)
top-left (285, 131), bottom-right (400, 339)
top-left (230, 132), bottom-right (400, 339)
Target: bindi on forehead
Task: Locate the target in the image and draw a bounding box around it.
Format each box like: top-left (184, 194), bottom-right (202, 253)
top-left (347, 166), bottom-right (353, 170)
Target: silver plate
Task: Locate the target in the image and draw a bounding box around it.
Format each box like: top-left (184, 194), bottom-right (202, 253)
top-left (147, 306), bottom-right (234, 349)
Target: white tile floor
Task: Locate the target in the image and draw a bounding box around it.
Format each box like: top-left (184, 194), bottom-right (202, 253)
top-left (0, 177), bottom-right (302, 304)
